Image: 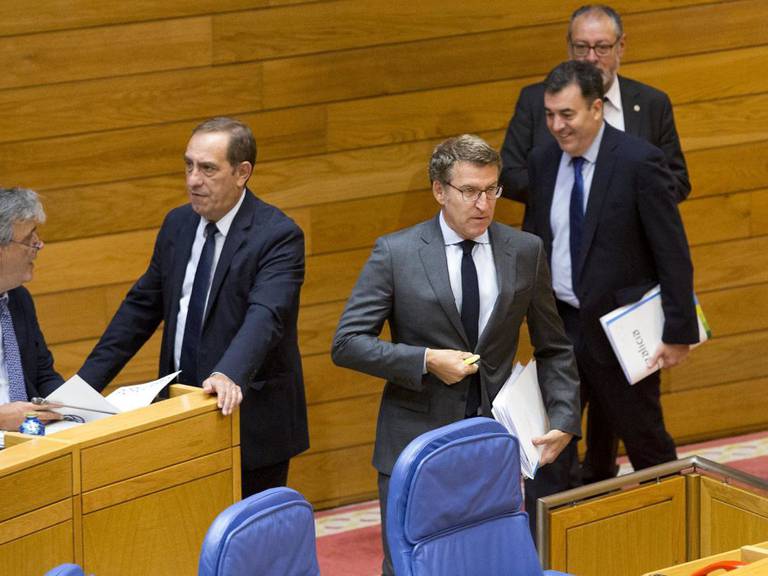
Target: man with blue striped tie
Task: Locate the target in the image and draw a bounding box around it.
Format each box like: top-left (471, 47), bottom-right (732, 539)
top-left (0, 187), bottom-right (63, 431)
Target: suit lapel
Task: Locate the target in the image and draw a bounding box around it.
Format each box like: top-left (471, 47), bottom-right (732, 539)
top-left (578, 125), bottom-right (618, 282)
top-left (205, 191), bottom-right (255, 325)
top-left (477, 224), bottom-right (516, 351)
top-left (538, 145), bottom-right (561, 251)
top-left (619, 76), bottom-right (642, 137)
top-left (418, 217), bottom-right (468, 347)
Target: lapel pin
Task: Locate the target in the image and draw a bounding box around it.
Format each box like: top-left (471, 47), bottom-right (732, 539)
top-left (634, 104), bottom-right (640, 112)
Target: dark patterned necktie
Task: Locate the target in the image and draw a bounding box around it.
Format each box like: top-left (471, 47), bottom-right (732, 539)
top-left (180, 222), bottom-right (218, 385)
top-left (0, 298), bottom-right (27, 401)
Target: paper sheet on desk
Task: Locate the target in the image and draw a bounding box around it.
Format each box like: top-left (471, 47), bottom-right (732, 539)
top-left (44, 371), bottom-right (180, 434)
top-left (104, 372), bottom-right (181, 412)
top-left (491, 361), bottom-right (549, 479)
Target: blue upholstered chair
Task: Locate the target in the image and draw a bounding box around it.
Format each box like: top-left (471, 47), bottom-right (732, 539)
top-left (386, 417), bottom-right (572, 576)
top-left (44, 564), bottom-right (85, 576)
top-left (198, 487), bottom-right (320, 576)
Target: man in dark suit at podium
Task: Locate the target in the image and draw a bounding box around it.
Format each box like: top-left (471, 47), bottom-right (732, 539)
top-left (500, 4), bottom-right (691, 482)
top-left (78, 118), bottom-right (309, 496)
top-left (0, 187), bottom-right (63, 431)
top-left (526, 60), bottom-right (698, 495)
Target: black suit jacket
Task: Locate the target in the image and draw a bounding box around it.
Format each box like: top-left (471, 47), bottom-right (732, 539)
top-left (8, 286), bottom-right (63, 398)
top-left (501, 75), bottom-right (690, 205)
top-left (526, 124), bottom-right (698, 364)
top-left (79, 190), bottom-right (309, 469)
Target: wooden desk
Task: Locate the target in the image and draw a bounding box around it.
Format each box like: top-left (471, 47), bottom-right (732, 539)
top-left (0, 435), bottom-right (76, 574)
top-left (643, 541), bottom-right (768, 575)
top-left (0, 385), bottom-right (240, 575)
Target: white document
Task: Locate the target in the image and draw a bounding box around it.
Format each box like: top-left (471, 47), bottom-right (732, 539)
top-left (491, 361), bottom-right (550, 479)
top-left (44, 371), bottom-right (180, 434)
top-left (600, 286), bottom-right (710, 385)
top-left (105, 372), bottom-right (181, 413)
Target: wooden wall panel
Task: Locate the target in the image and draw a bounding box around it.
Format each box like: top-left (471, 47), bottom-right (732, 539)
top-left (0, 18), bottom-right (212, 90)
top-left (4, 0), bottom-right (767, 511)
top-left (669, 331), bottom-right (768, 392)
top-left (0, 1), bottom-right (267, 36)
top-left (0, 64), bottom-right (264, 143)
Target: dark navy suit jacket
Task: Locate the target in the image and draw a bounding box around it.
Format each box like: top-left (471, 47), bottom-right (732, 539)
top-left (8, 286), bottom-right (64, 398)
top-left (501, 75), bottom-right (690, 205)
top-left (526, 124), bottom-right (698, 364)
top-left (79, 190), bottom-right (309, 469)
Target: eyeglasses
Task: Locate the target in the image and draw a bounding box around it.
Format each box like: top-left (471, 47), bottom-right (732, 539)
top-left (443, 181), bottom-right (503, 203)
top-left (10, 238), bottom-right (43, 252)
top-left (570, 40), bottom-right (619, 58)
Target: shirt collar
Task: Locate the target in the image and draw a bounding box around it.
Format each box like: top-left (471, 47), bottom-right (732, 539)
top-left (200, 189), bottom-right (246, 237)
top-left (438, 211), bottom-right (491, 246)
top-left (565, 122), bottom-right (606, 166)
top-left (603, 76), bottom-right (622, 113)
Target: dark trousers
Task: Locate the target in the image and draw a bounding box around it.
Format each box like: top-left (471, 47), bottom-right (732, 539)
top-left (524, 436), bottom-right (581, 538)
top-left (556, 299), bottom-right (676, 476)
top-left (241, 460), bottom-right (290, 499)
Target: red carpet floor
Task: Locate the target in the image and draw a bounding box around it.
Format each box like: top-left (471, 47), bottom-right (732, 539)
top-left (314, 430), bottom-right (768, 576)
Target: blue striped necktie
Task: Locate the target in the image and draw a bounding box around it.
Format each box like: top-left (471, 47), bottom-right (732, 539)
top-left (0, 297), bottom-right (27, 402)
top-left (569, 157), bottom-right (586, 292)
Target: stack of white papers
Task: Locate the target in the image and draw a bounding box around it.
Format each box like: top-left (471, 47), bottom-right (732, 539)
top-left (491, 361), bottom-right (549, 479)
top-left (600, 286), bottom-right (711, 385)
top-left (43, 371), bottom-right (180, 434)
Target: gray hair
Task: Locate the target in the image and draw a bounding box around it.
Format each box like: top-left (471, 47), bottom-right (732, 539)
top-left (192, 117), bottom-right (257, 167)
top-left (0, 187), bottom-right (45, 246)
top-left (568, 4), bottom-right (624, 40)
top-left (428, 134), bottom-right (501, 184)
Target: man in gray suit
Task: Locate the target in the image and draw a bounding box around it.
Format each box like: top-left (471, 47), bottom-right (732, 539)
top-left (332, 135), bottom-right (580, 574)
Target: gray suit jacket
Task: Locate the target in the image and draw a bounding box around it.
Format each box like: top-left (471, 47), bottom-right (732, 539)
top-left (331, 216), bottom-right (580, 474)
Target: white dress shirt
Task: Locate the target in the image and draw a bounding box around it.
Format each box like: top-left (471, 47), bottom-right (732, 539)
top-left (439, 211), bottom-right (499, 343)
top-left (550, 123), bottom-right (605, 308)
top-left (603, 76), bottom-right (625, 131)
top-left (174, 190), bottom-right (246, 370)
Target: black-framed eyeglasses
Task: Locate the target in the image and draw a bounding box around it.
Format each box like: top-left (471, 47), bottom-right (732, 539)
top-left (443, 181), bottom-right (503, 203)
top-left (570, 40), bottom-right (619, 57)
top-left (10, 238), bottom-right (43, 252)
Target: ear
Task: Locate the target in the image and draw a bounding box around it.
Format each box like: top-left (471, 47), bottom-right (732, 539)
top-left (591, 97), bottom-right (604, 119)
top-left (432, 180), bottom-right (447, 206)
top-left (236, 161), bottom-right (253, 187)
top-left (616, 33), bottom-right (626, 60)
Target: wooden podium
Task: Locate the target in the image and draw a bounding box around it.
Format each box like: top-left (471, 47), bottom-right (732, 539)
top-left (0, 384), bottom-right (240, 576)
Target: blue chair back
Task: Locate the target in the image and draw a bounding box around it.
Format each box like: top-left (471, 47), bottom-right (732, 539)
top-left (387, 417), bottom-right (571, 576)
top-left (44, 564), bottom-right (84, 576)
top-left (198, 487), bottom-right (320, 576)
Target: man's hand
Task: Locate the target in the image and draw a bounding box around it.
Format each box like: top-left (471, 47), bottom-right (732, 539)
top-left (202, 373), bottom-right (243, 416)
top-left (649, 342), bottom-right (690, 370)
top-left (426, 349), bottom-right (479, 385)
top-left (532, 429), bottom-right (573, 466)
top-left (0, 402), bottom-right (63, 431)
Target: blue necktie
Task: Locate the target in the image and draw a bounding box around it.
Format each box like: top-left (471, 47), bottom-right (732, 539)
top-left (180, 222), bottom-right (218, 386)
top-left (460, 240), bottom-right (481, 416)
top-left (569, 157), bottom-right (586, 293)
top-left (0, 298), bottom-right (27, 402)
